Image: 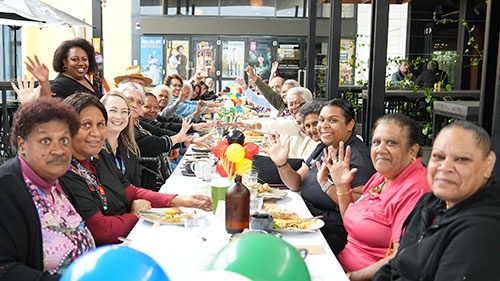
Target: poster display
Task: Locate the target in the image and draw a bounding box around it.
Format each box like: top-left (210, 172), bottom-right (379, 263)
top-left (194, 40), bottom-right (216, 78)
top-left (166, 40), bottom-right (190, 80)
top-left (339, 39), bottom-right (355, 85)
top-left (222, 41), bottom-right (245, 78)
top-left (140, 36), bottom-right (164, 86)
top-left (248, 41), bottom-right (272, 80)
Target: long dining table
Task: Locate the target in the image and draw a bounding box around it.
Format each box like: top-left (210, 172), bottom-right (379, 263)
top-left (127, 149), bottom-right (348, 281)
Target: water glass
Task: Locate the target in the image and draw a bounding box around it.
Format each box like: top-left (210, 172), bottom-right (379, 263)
top-left (184, 213), bottom-right (206, 234)
top-left (249, 196), bottom-right (263, 214)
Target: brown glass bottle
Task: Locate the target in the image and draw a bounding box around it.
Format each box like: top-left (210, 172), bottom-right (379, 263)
top-left (225, 175), bottom-right (250, 233)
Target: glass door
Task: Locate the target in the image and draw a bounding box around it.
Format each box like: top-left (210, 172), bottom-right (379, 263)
top-left (276, 40), bottom-right (305, 84)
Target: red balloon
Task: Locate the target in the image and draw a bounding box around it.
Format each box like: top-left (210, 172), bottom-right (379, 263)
top-left (216, 160), bottom-right (236, 177)
top-left (243, 142), bottom-right (259, 160)
top-left (212, 140), bottom-right (229, 158)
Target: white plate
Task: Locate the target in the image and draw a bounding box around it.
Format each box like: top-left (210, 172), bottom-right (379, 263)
top-left (259, 188), bottom-right (288, 200)
top-left (273, 219), bottom-right (325, 233)
top-left (139, 207), bottom-right (202, 225)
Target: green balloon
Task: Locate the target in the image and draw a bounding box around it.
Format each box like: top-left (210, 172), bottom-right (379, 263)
top-left (208, 233), bottom-right (311, 281)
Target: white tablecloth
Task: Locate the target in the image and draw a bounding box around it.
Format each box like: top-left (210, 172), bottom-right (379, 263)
top-left (127, 153), bottom-right (348, 281)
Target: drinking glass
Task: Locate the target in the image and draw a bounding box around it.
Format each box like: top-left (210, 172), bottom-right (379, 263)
top-left (249, 196), bottom-right (263, 214)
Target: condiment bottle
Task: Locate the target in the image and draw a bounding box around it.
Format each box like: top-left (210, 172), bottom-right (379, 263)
top-left (225, 175), bottom-right (250, 233)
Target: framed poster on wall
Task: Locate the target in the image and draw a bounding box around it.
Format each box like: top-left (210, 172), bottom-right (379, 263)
top-left (166, 40), bottom-right (190, 80)
top-left (140, 36), bottom-right (164, 86)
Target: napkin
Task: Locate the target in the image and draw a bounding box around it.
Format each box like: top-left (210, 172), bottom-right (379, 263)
top-left (294, 245), bottom-right (326, 254)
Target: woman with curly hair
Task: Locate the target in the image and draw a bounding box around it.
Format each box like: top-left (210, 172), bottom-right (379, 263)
top-left (51, 38), bottom-right (101, 99)
top-left (0, 97), bottom-right (95, 280)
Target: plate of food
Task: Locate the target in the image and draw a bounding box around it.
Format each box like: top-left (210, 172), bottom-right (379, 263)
top-left (257, 183), bottom-right (287, 200)
top-left (191, 144), bottom-right (212, 153)
top-left (261, 206), bottom-right (324, 233)
top-left (139, 207), bottom-right (202, 225)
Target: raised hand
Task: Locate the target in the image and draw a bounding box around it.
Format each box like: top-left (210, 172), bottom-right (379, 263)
top-left (11, 75), bottom-right (40, 103)
top-left (245, 65), bottom-right (258, 83)
top-left (192, 129), bottom-right (216, 146)
top-left (234, 77), bottom-right (248, 90)
top-left (25, 55), bottom-right (49, 84)
top-left (324, 141), bottom-right (357, 194)
top-left (316, 147), bottom-right (336, 187)
top-left (172, 118), bottom-right (192, 144)
top-left (265, 131), bottom-right (290, 167)
top-left (270, 61), bottom-right (279, 79)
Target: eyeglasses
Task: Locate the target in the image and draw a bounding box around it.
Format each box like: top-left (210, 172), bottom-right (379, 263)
top-left (127, 97), bottom-right (145, 106)
top-left (107, 108), bottom-right (131, 117)
top-left (171, 83), bottom-right (182, 88)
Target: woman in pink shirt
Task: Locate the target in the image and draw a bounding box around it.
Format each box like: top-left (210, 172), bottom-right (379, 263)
top-left (318, 114), bottom-right (431, 280)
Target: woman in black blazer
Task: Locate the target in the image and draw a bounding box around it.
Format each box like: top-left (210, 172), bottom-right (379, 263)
top-left (100, 91), bottom-right (144, 188)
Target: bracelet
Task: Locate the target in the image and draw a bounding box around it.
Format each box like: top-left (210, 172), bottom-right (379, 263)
top-left (276, 162), bottom-right (288, 169)
top-left (321, 179), bottom-right (334, 192)
top-left (336, 189), bottom-right (352, 196)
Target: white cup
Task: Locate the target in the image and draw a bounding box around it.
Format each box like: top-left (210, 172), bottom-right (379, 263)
top-left (192, 158), bottom-right (213, 182)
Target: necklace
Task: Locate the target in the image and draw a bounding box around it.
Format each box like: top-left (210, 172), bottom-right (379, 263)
top-left (369, 181), bottom-right (386, 195)
top-left (70, 157), bottom-right (108, 211)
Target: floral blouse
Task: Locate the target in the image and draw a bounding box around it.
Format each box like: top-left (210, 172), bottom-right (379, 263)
top-left (19, 157), bottom-right (95, 275)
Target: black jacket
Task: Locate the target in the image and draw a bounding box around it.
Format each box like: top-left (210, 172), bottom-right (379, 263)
top-left (0, 158), bottom-right (59, 281)
top-left (59, 151), bottom-right (131, 220)
top-left (102, 140), bottom-right (143, 187)
top-left (415, 69), bottom-right (448, 88)
top-left (374, 179), bottom-right (500, 281)
top-left (50, 73), bottom-right (102, 99)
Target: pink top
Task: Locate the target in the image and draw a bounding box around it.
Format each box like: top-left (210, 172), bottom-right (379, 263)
top-left (338, 159), bottom-right (430, 272)
top-left (19, 156), bottom-right (95, 274)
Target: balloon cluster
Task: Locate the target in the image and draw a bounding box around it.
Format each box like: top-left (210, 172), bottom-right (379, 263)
top-left (212, 129), bottom-right (259, 177)
top-left (221, 87), bottom-right (245, 114)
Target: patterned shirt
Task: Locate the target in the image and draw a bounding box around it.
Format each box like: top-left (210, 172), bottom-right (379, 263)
top-left (19, 157), bottom-right (95, 275)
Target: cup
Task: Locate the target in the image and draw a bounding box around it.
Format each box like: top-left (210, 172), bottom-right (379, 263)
top-left (192, 158), bottom-right (213, 182)
top-left (250, 213), bottom-right (274, 231)
top-left (210, 178), bottom-right (230, 214)
top-left (184, 212), bottom-right (206, 233)
top-left (249, 195), bottom-right (263, 214)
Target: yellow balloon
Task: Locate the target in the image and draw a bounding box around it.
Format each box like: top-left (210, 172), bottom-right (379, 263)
top-left (225, 143), bottom-right (245, 163)
top-left (235, 158), bottom-right (252, 175)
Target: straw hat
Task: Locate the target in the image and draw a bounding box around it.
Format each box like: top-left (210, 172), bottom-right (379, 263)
top-left (114, 66), bottom-right (153, 86)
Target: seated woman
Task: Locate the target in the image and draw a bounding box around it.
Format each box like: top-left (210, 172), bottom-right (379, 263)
top-left (152, 85), bottom-right (204, 122)
top-left (100, 91), bottom-right (143, 188)
top-left (0, 97), bottom-right (94, 280)
top-left (374, 121), bottom-right (500, 281)
top-left (320, 114), bottom-right (431, 280)
top-left (267, 99), bottom-right (376, 254)
top-left (296, 99), bottom-right (324, 160)
top-left (59, 93), bottom-right (211, 246)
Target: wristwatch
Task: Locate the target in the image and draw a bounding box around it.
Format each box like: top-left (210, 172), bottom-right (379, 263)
top-left (321, 178), bottom-right (334, 192)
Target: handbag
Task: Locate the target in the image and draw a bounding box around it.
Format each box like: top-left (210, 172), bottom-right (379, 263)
top-left (251, 154), bottom-right (303, 186)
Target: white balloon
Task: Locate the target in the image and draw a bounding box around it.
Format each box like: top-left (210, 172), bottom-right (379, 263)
top-left (186, 271), bottom-right (253, 281)
top-left (223, 99), bottom-right (235, 108)
top-left (129, 226), bottom-right (214, 281)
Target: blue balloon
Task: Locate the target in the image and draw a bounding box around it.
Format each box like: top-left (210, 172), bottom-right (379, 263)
top-left (235, 106), bottom-right (242, 113)
top-left (61, 245), bottom-right (170, 281)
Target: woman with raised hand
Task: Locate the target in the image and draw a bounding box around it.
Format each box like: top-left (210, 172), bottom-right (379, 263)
top-left (0, 97), bottom-right (94, 280)
top-left (267, 99), bottom-right (375, 254)
top-left (374, 121), bottom-right (500, 281)
top-left (59, 93), bottom-right (211, 246)
top-left (319, 114), bottom-right (430, 280)
top-left (50, 38), bottom-right (101, 99)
